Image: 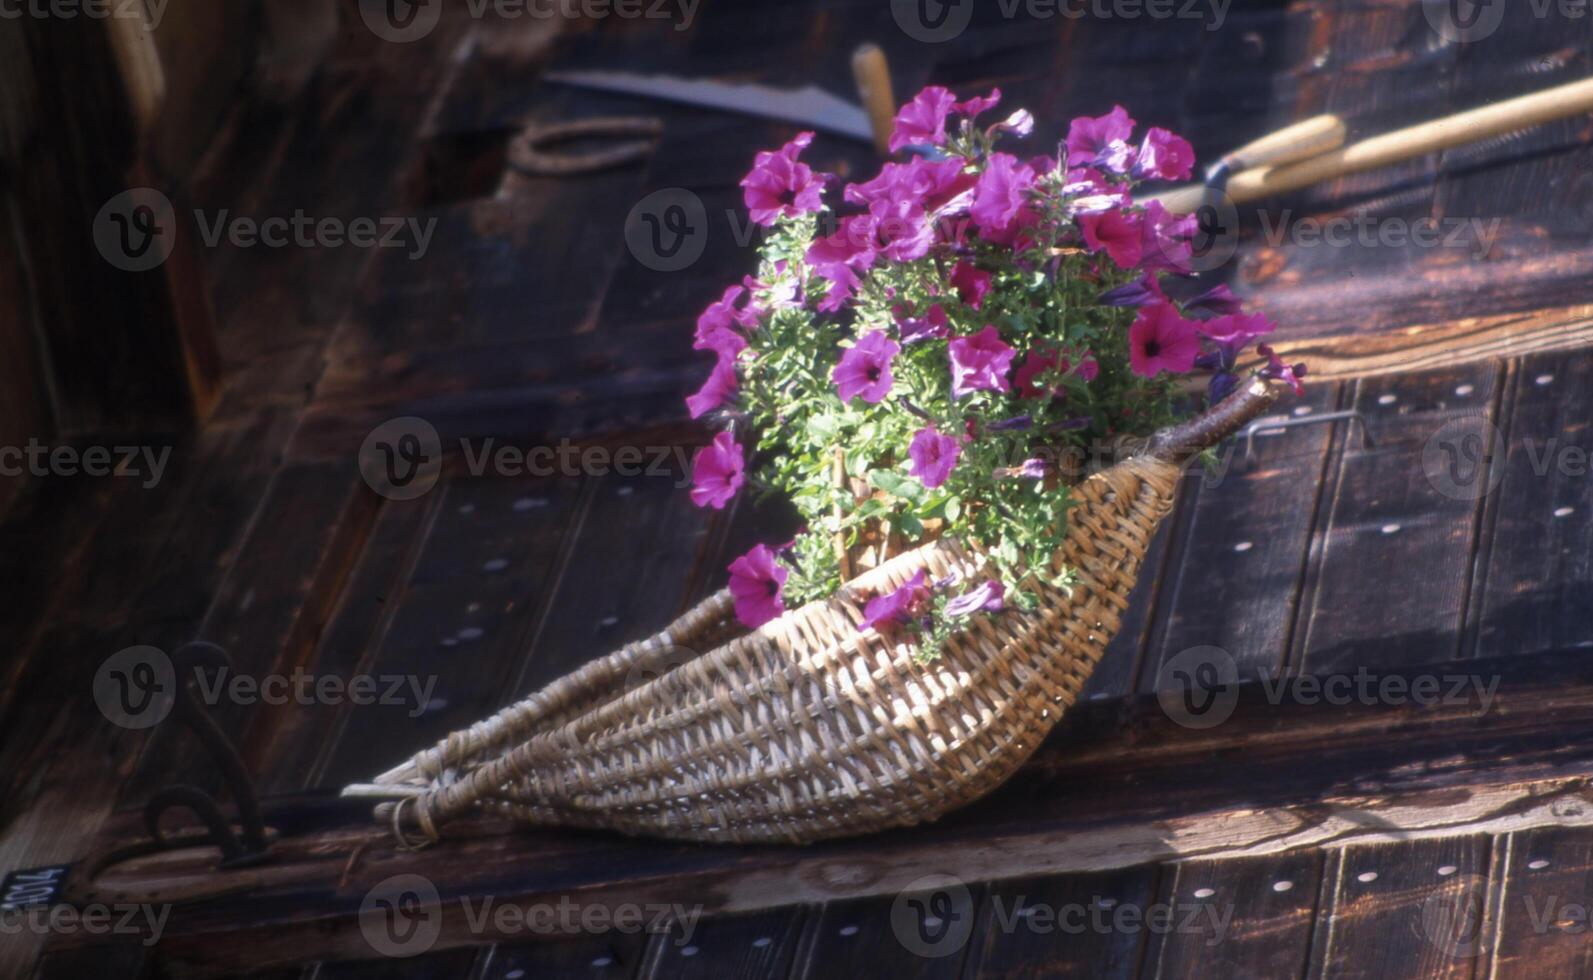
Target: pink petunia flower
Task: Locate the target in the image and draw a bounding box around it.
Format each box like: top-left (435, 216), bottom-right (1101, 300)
top-left (948, 326), bottom-right (1017, 398)
top-left (860, 570), bottom-right (930, 633)
top-left (741, 132), bottom-right (827, 227)
top-left (686, 356), bottom-right (738, 418)
top-left (908, 427), bottom-right (962, 489)
top-left (805, 215), bottom-right (879, 311)
top-left (949, 260), bottom-right (992, 309)
top-left (954, 88), bottom-right (1002, 118)
top-left (1185, 283), bottom-right (1244, 318)
top-left (1134, 127), bottom-right (1196, 182)
top-left (889, 86), bottom-right (959, 153)
top-left (728, 544), bottom-right (788, 628)
top-left (1100, 273), bottom-right (1166, 308)
top-left (689, 431), bottom-right (745, 510)
top-left (693, 285), bottom-right (751, 358)
top-left (1079, 207), bottom-right (1144, 269)
top-left (833, 330), bottom-right (901, 404)
top-left (846, 158), bottom-right (970, 214)
top-left (945, 580), bottom-right (1005, 617)
top-left (1129, 304), bottom-right (1201, 378)
top-left (1066, 106), bottom-right (1136, 172)
top-left (970, 153), bottom-right (1039, 240)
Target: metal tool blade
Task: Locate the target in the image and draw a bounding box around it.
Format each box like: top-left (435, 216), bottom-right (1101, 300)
top-left (543, 69), bottom-right (875, 143)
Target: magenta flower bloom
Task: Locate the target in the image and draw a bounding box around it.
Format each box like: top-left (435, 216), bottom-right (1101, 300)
top-left (833, 330), bottom-right (900, 405)
top-left (1185, 283), bottom-right (1244, 318)
top-left (689, 431), bottom-right (745, 511)
top-left (741, 132), bottom-right (827, 227)
top-left (971, 153), bottom-right (1038, 240)
top-left (805, 215), bottom-right (879, 312)
top-left (1258, 344), bottom-right (1308, 396)
top-left (728, 544), bottom-right (788, 628)
top-left (948, 326), bottom-right (1016, 398)
top-left (1100, 273), bottom-right (1165, 308)
top-left (1079, 208), bottom-right (1144, 269)
top-left (950, 260), bottom-right (992, 309)
top-left (1066, 106), bottom-right (1136, 172)
top-left (847, 158), bottom-right (972, 217)
top-left (897, 303), bottom-right (950, 344)
top-left (908, 428), bottom-right (962, 489)
top-left (989, 109), bottom-right (1035, 140)
top-left (1134, 127), bottom-right (1195, 181)
top-left (1198, 312), bottom-right (1275, 348)
top-left (1015, 347), bottom-right (1098, 399)
top-left (693, 285), bottom-right (750, 358)
top-left (954, 88), bottom-right (1002, 118)
top-left (1139, 200), bottom-right (1198, 274)
top-left (685, 356), bottom-right (738, 418)
top-left (1129, 304), bottom-right (1201, 378)
top-left (889, 86), bottom-right (959, 153)
top-left (860, 570), bottom-right (930, 633)
top-left (945, 580), bottom-right (1005, 617)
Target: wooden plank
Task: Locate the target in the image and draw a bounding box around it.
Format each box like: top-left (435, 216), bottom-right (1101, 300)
top-left (1297, 363), bottom-right (1500, 673)
top-left (1142, 852), bottom-right (1320, 980)
top-left (1310, 836), bottom-right (1491, 979)
top-left (965, 868), bottom-right (1159, 978)
top-left (790, 890), bottom-right (973, 979)
top-left (1490, 827), bottom-right (1593, 979)
top-left (1475, 350), bottom-right (1593, 659)
top-left (474, 932), bottom-right (650, 980)
top-left (314, 474), bottom-right (585, 789)
top-left (1148, 381), bottom-right (1341, 682)
top-left (641, 907), bottom-right (807, 979)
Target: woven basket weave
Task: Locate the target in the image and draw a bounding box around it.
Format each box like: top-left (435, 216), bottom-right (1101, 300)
top-left (347, 380), bottom-right (1281, 845)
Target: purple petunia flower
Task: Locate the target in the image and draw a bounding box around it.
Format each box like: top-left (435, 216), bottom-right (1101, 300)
top-left (833, 330), bottom-right (901, 404)
top-left (908, 428), bottom-right (961, 489)
top-left (1129, 304), bottom-right (1201, 378)
top-left (693, 285), bottom-right (751, 358)
top-left (1184, 283), bottom-right (1245, 318)
top-left (945, 579), bottom-right (1005, 617)
top-left (1066, 106), bottom-right (1136, 173)
top-left (897, 303), bottom-right (950, 344)
top-left (686, 356), bottom-right (738, 418)
top-left (741, 132), bottom-right (827, 227)
top-left (1138, 200), bottom-right (1198, 274)
top-left (948, 325), bottom-right (1016, 398)
top-left (950, 260), bottom-right (992, 310)
top-left (1198, 312), bottom-right (1275, 348)
top-left (690, 431), bottom-right (745, 510)
top-left (954, 88), bottom-right (1002, 119)
top-left (728, 544), bottom-right (788, 628)
top-left (1015, 347), bottom-right (1097, 399)
top-left (1259, 344), bottom-right (1308, 397)
top-left (1100, 274), bottom-right (1165, 308)
top-left (1132, 127), bottom-right (1196, 182)
top-left (889, 87), bottom-right (960, 153)
top-left (1079, 207), bottom-right (1144, 269)
top-left (805, 215), bottom-right (879, 311)
top-left (860, 569), bottom-right (930, 633)
top-left (971, 152), bottom-right (1039, 241)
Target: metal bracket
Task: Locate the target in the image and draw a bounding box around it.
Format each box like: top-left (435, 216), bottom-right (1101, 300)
top-left (1242, 410), bottom-right (1374, 468)
top-left (144, 642), bottom-right (272, 869)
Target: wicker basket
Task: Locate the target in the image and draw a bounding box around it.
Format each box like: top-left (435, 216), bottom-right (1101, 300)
top-left (345, 380), bottom-right (1282, 845)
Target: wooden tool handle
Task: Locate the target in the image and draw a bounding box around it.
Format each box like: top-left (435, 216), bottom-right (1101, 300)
top-left (852, 43), bottom-right (896, 156)
top-left (1153, 76), bottom-right (1593, 213)
top-left (1222, 114), bottom-right (1346, 173)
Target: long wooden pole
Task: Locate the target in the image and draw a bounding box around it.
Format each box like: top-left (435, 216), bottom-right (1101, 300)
top-left (1152, 76), bottom-right (1593, 214)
